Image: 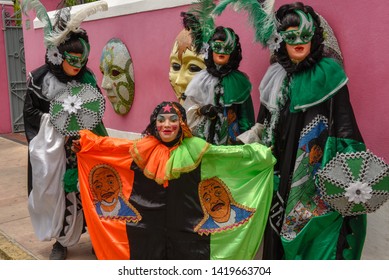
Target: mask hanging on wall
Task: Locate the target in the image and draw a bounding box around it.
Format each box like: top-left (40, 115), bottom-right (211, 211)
top-left (169, 28), bottom-right (206, 104)
top-left (100, 38), bottom-right (135, 115)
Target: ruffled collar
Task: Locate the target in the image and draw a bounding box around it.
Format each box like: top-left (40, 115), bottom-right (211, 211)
top-left (130, 136), bottom-right (210, 187)
top-left (260, 58), bottom-right (348, 113)
top-left (289, 57), bottom-right (348, 112)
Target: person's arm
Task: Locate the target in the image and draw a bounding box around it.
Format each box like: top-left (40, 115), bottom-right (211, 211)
top-left (23, 78), bottom-right (48, 142)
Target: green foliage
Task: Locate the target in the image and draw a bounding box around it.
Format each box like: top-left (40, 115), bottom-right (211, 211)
top-left (13, 0), bottom-right (22, 26)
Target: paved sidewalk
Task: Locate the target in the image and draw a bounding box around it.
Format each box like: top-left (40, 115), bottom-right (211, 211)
top-left (0, 134), bottom-right (95, 260)
top-left (0, 133), bottom-right (388, 260)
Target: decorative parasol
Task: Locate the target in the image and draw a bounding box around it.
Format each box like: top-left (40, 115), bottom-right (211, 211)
top-left (317, 150), bottom-right (389, 216)
top-left (50, 83), bottom-right (105, 136)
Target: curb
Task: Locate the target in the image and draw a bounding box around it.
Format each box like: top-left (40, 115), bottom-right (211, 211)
top-left (0, 230), bottom-right (36, 260)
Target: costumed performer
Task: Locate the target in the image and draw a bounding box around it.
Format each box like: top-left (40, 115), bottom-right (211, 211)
top-left (74, 101), bottom-right (276, 260)
top-left (182, 1), bottom-right (255, 145)
top-left (22, 0), bottom-right (108, 260)
top-left (238, 1), bottom-right (367, 260)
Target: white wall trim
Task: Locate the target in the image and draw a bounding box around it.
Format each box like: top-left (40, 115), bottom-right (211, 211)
top-left (0, 1), bottom-right (13, 6)
top-left (106, 128), bottom-right (142, 140)
top-left (33, 0), bottom-right (192, 29)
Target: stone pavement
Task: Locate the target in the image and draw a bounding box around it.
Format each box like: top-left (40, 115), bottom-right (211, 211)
top-left (0, 133), bottom-right (95, 260)
top-left (0, 133), bottom-right (388, 260)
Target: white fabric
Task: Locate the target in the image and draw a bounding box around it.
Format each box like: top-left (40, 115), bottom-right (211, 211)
top-left (259, 62), bottom-right (287, 111)
top-left (42, 72), bottom-right (67, 100)
top-left (183, 70), bottom-right (219, 132)
top-left (28, 114), bottom-right (66, 242)
top-left (236, 123), bottom-right (264, 144)
top-left (56, 192), bottom-right (84, 247)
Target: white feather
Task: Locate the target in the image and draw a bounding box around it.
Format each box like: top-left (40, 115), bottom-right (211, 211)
top-left (47, 1), bottom-right (108, 47)
top-left (262, 0), bottom-right (275, 16)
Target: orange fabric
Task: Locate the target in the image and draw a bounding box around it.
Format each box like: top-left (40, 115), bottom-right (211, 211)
top-left (130, 136), bottom-right (177, 187)
top-left (77, 130), bottom-right (135, 259)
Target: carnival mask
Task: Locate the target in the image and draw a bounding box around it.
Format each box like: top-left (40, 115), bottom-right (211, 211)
top-left (100, 38), bottom-right (135, 115)
top-left (280, 10), bottom-right (315, 45)
top-left (210, 28), bottom-right (236, 55)
top-left (63, 38), bottom-right (90, 68)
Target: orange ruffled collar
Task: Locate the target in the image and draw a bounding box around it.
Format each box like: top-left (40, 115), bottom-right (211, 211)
top-left (129, 136), bottom-right (178, 187)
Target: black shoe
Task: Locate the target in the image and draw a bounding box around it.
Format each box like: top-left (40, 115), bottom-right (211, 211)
top-left (49, 241), bottom-right (67, 260)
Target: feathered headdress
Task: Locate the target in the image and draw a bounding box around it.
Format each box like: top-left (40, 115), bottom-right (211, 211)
top-left (184, 0), bottom-right (277, 53)
top-left (182, 0), bottom-right (216, 54)
top-left (212, 0), bottom-right (277, 47)
top-left (22, 0), bottom-right (108, 48)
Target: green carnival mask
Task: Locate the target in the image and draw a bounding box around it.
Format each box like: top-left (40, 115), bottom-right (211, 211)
top-left (280, 10), bottom-right (315, 45)
top-left (210, 28), bottom-right (236, 55)
top-left (64, 38), bottom-right (90, 68)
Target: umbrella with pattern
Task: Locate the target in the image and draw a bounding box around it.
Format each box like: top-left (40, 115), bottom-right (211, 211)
top-left (317, 150), bottom-right (389, 216)
top-left (50, 83), bottom-right (105, 136)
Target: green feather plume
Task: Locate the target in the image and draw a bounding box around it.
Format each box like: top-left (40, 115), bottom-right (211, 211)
top-left (22, 0), bottom-right (53, 46)
top-left (186, 0), bottom-right (216, 54)
top-left (213, 0), bottom-right (276, 46)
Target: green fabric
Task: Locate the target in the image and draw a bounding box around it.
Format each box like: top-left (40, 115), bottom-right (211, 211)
top-left (282, 211), bottom-right (343, 259)
top-left (83, 100), bottom-right (102, 112)
top-left (222, 70), bottom-right (252, 105)
top-left (68, 114), bottom-right (81, 131)
top-left (92, 122), bottom-right (108, 136)
top-left (81, 69), bottom-right (108, 137)
top-left (320, 137), bottom-right (367, 260)
top-left (343, 215), bottom-right (366, 259)
top-left (322, 137), bottom-right (366, 166)
top-left (167, 137), bottom-right (210, 179)
top-left (169, 139), bottom-right (276, 259)
top-left (290, 58), bottom-right (348, 112)
top-left (281, 136), bottom-right (367, 259)
top-left (237, 94), bottom-right (255, 133)
top-left (63, 168), bottom-right (79, 193)
top-left (81, 70), bottom-right (97, 87)
top-left (201, 143), bottom-right (276, 259)
top-left (71, 85), bottom-right (82, 96)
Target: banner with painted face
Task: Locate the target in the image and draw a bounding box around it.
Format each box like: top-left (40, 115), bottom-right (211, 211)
top-left (77, 130), bottom-right (275, 260)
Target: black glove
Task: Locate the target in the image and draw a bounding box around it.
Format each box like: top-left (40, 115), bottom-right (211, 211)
top-left (199, 104), bottom-right (220, 119)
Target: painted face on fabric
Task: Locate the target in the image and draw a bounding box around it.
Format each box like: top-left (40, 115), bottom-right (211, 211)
top-left (169, 32), bottom-right (205, 103)
top-left (285, 27), bottom-right (312, 63)
top-left (156, 109), bottom-right (180, 143)
top-left (199, 179), bottom-right (231, 223)
top-left (62, 52), bottom-right (83, 76)
top-left (100, 38), bottom-right (135, 115)
top-left (91, 167), bottom-right (121, 205)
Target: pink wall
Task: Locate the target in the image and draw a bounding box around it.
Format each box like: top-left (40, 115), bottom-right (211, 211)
top-left (22, 0), bottom-right (389, 161)
top-left (0, 3), bottom-right (12, 133)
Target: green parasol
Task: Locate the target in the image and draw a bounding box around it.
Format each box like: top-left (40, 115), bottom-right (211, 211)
top-left (50, 83), bottom-right (105, 136)
top-left (317, 150), bottom-right (389, 216)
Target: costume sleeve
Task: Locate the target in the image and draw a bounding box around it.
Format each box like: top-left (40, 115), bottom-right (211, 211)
top-left (237, 95), bottom-right (255, 133)
top-left (23, 76), bottom-right (49, 142)
top-left (322, 85), bottom-right (366, 165)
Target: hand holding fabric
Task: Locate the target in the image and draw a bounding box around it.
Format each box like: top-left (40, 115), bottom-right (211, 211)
top-left (199, 104), bottom-right (221, 119)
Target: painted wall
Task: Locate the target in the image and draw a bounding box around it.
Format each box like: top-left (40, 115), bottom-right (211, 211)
top-left (22, 0), bottom-right (389, 162)
top-left (0, 2), bottom-right (13, 133)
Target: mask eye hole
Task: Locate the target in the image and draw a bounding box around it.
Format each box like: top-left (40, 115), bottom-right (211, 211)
top-left (172, 63), bottom-right (181, 71)
top-left (285, 34), bottom-right (296, 43)
top-left (189, 64), bottom-right (202, 73)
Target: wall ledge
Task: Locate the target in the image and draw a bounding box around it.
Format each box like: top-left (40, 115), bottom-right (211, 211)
top-left (33, 0), bottom-right (192, 29)
top-left (0, 1), bottom-right (13, 5)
